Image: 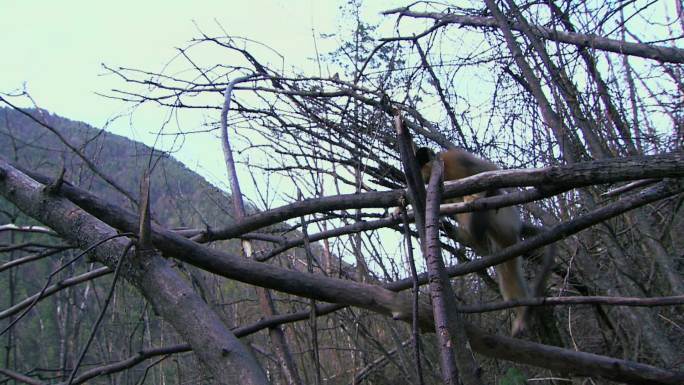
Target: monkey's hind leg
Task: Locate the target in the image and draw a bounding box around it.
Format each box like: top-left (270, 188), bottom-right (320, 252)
top-left (496, 257), bottom-right (529, 337)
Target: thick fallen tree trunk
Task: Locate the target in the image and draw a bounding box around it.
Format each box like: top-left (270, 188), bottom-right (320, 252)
top-left (0, 160), bottom-right (268, 385)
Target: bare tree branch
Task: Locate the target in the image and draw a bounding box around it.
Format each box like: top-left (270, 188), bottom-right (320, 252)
top-left (0, 266), bottom-right (112, 320)
top-left (381, 8), bottom-right (684, 64)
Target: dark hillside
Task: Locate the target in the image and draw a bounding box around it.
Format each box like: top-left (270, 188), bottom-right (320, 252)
top-left (0, 107), bottom-right (237, 230)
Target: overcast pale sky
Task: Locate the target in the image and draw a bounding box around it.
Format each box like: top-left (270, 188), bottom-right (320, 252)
top-left (1, 0), bottom-right (402, 198)
top-left (2, 0), bottom-right (337, 119)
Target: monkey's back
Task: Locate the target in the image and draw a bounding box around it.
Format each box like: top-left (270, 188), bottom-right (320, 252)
top-left (438, 148), bottom-right (499, 180)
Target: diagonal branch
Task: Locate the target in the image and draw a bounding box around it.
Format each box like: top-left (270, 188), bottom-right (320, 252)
top-left (0, 266), bottom-right (112, 320)
top-left (202, 152), bottom-right (684, 241)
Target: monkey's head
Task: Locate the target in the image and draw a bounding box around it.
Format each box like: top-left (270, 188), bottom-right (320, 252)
top-left (415, 147), bottom-right (435, 167)
top-left (415, 147), bottom-right (436, 182)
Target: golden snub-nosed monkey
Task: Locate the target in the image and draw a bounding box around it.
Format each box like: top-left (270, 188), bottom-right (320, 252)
top-left (415, 147), bottom-right (529, 336)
